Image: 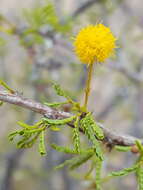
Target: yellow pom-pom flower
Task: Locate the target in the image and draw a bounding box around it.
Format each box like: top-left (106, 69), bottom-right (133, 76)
top-left (74, 24), bottom-right (116, 64)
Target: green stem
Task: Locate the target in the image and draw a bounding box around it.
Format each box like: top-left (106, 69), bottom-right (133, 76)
top-left (0, 79), bottom-right (15, 94)
top-left (83, 63), bottom-right (94, 109)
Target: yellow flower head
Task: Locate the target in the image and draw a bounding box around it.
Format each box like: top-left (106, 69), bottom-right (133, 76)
top-left (73, 24), bottom-right (116, 64)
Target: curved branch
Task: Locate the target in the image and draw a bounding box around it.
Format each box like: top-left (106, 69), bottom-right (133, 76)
top-left (0, 91), bottom-right (70, 119)
top-left (72, 0), bottom-right (98, 18)
top-left (0, 90), bottom-right (142, 146)
top-left (108, 64), bottom-right (143, 84)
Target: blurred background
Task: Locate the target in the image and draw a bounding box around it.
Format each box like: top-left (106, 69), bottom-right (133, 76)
top-left (0, 0), bottom-right (143, 189)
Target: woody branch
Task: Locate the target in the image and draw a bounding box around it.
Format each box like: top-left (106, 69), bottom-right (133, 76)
top-left (0, 90), bottom-right (142, 147)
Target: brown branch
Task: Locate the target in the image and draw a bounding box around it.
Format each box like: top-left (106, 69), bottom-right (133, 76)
top-left (0, 90), bottom-right (142, 146)
top-left (108, 64), bottom-right (143, 84)
top-left (99, 124), bottom-right (141, 146)
top-left (71, 0), bottom-right (98, 18)
top-left (0, 91), bottom-right (71, 119)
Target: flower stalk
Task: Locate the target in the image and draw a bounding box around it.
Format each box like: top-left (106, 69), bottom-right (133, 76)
top-left (84, 62), bottom-right (94, 109)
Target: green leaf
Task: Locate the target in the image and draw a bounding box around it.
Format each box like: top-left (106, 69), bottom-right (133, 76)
top-left (73, 116), bottom-right (80, 153)
top-left (44, 101), bottom-right (68, 108)
top-left (80, 114), bottom-right (104, 161)
top-left (8, 131), bottom-right (20, 141)
top-left (53, 83), bottom-right (68, 98)
top-left (69, 152), bottom-right (94, 170)
top-left (42, 4), bottom-right (58, 26)
top-left (53, 83), bottom-right (76, 104)
top-left (55, 152), bottom-right (94, 170)
top-left (17, 132), bottom-right (41, 148)
top-left (85, 113), bottom-right (104, 140)
top-left (23, 2), bottom-right (59, 30)
top-left (91, 121), bottom-right (104, 140)
top-left (55, 158), bottom-right (73, 170)
top-left (8, 130), bottom-right (25, 141)
top-left (23, 127), bottom-right (45, 134)
top-left (52, 83), bottom-right (81, 110)
top-left (17, 121), bottom-right (37, 129)
top-left (42, 115), bottom-right (76, 125)
top-left (95, 159), bottom-right (102, 190)
top-left (51, 144), bottom-right (76, 154)
top-left (115, 145), bottom-right (131, 152)
top-left (50, 126), bottom-right (61, 131)
top-left (137, 162), bottom-right (143, 190)
top-left (38, 131), bottom-right (46, 156)
top-left (17, 136), bottom-right (31, 148)
top-left (108, 164), bottom-right (139, 177)
top-left (136, 155), bottom-right (143, 190)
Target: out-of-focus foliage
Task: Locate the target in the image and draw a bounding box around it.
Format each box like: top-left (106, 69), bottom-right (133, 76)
top-left (20, 2), bottom-right (72, 46)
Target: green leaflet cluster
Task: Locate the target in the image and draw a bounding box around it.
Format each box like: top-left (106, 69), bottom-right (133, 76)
top-left (109, 140), bottom-right (143, 190)
top-left (55, 151), bottom-right (94, 170)
top-left (8, 121), bottom-right (47, 156)
top-left (73, 116), bottom-right (80, 153)
top-left (19, 1), bottom-right (72, 47)
top-left (81, 112), bottom-right (104, 140)
top-left (52, 83), bottom-right (80, 110)
top-left (137, 158), bottom-right (143, 190)
top-left (108, 163), bottom-right (139, 177)
top-left (80, 112), bottom-right (104, 161)
top-left (42, 83), bottom-right (105, 170)
top-left (45, 84), bottom-right (105, 162)
top-left (9, 115), bottom-right (76, 156)
top-left (95, 158), bottom-right (102, 190)
top-left (42, 113), bottom-right (104, 161)
top-left (7, 82), bottom-right (105, 187)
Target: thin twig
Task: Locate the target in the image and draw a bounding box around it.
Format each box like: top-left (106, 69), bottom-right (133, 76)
top-left (0, 91), bottom-right (71, 119)
top-left (108, 64), bottom-right (143, 84)
top-left (71, 0), bottom-right (98, 18)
